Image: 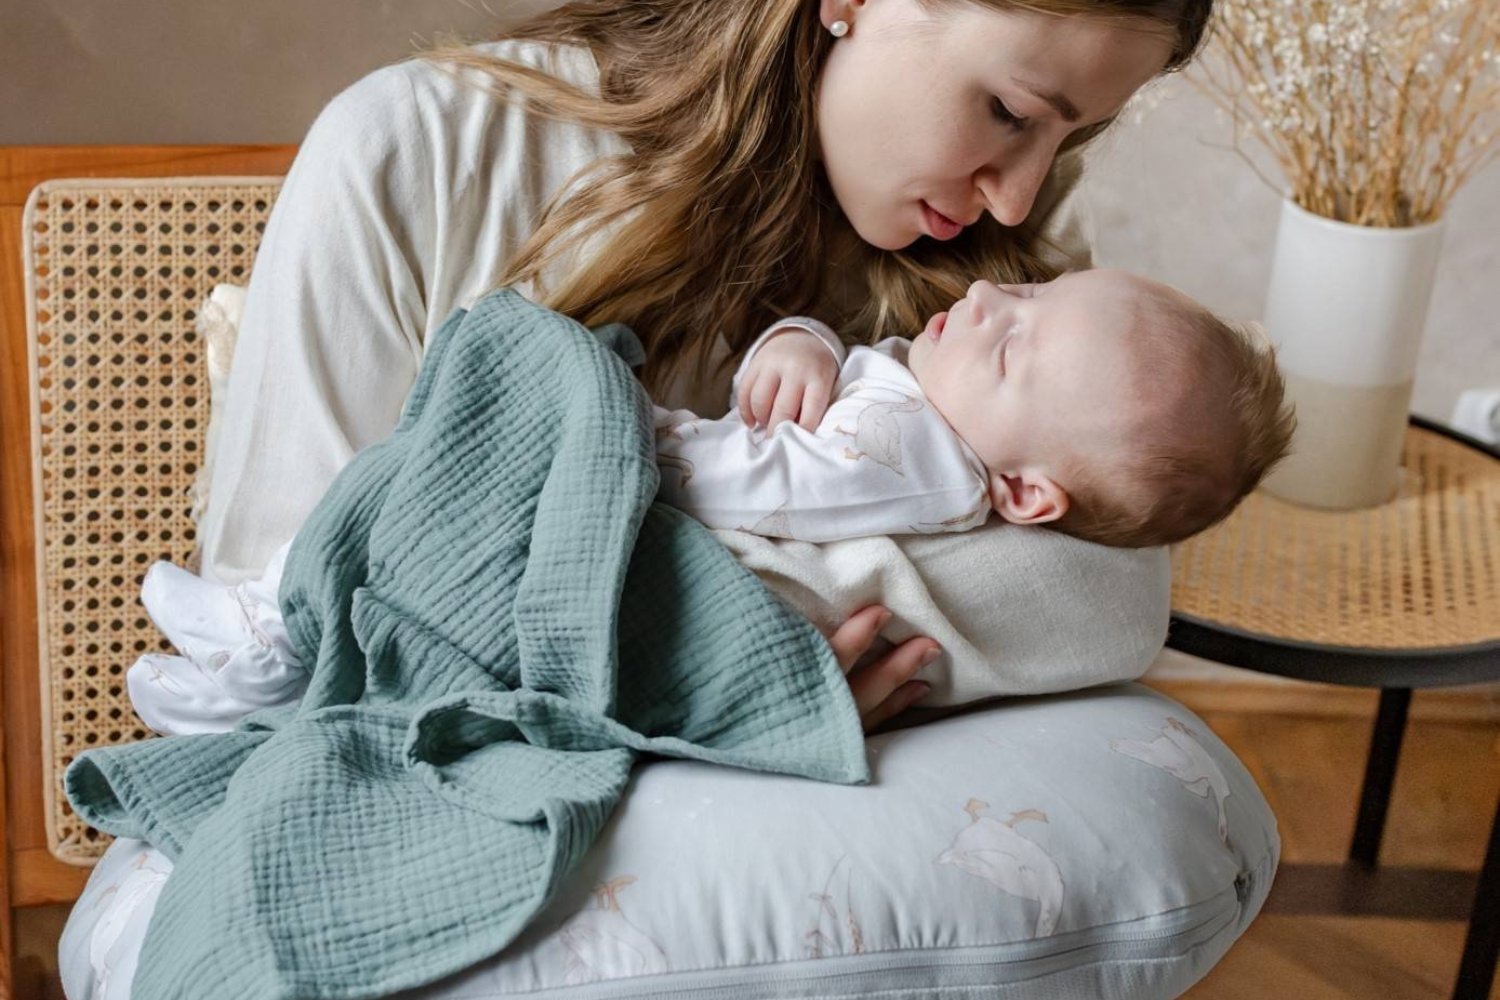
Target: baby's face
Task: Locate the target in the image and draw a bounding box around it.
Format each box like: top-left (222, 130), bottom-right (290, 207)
top-left (907, 268), bottom-right (1165, 516)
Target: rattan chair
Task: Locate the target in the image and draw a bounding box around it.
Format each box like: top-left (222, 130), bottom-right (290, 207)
top-left (0, 146), bottom-right (294, 998)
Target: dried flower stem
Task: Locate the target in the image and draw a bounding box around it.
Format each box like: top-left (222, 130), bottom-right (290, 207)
top-left (1191, 0), bottom-right (1500, 227)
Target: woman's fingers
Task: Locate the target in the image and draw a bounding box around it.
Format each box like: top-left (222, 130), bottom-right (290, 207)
top-left (846, 634), bottom-right (939, 718)
top-left (828, 605), bottom-right (889, 673)
top-left (828, 604), bottom-right (939, 732)
top-left (861, 680), bottom-right (932, 733)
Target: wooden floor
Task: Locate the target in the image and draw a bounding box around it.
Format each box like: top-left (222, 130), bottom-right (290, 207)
top-left (13, 677), bottom-right (1500, 999)
top-left (1160, 679), bottom-right (1500, 999)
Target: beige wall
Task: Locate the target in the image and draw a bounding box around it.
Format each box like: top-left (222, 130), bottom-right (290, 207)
top-left (5, 0), bottom-right (1496, 420)
top-left (1081, 74), bottom-right (1500, 425)
top-left (0, 0), bottom-right (523, 144)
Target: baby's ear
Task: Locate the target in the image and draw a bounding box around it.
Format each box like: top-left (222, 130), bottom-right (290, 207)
top-left (989, 470), bottom-right (1068, 526)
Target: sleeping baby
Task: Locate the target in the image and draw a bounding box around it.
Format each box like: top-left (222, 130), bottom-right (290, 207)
top-left (125, 270), bottom-right (1290, 736)
top-left (653, 268), bottom-right (1295, 549)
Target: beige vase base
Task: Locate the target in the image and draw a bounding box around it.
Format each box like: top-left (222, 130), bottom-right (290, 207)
top-left (1261, 373), bottom-right (1414, 510)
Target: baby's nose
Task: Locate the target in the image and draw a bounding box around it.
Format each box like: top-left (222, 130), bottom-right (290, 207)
top-left (965, 279), bottom-right (1008, 317)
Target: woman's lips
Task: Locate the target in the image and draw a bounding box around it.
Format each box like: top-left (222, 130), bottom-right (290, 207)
top-left (922, 202), bottom-right (964, 241)
top-left (923, 310), bottom-right (948, 342)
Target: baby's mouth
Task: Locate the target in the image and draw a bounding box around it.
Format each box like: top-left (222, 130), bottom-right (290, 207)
top-left (923, 311), bottom-right (948, 342)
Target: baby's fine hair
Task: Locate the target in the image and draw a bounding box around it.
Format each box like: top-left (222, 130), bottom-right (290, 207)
top-left (1054, 305), bottom-right (1296, 549)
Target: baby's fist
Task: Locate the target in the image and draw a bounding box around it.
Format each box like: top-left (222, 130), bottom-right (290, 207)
top-left (737, 328), bottom-right (839, 433)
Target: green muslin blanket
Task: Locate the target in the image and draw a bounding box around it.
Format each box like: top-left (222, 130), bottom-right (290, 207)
top-left (64, 288), bottom-right (870, 1000)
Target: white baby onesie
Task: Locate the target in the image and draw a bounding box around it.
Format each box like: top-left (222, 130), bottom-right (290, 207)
top-left (653, 320), bottom-right (993, 542)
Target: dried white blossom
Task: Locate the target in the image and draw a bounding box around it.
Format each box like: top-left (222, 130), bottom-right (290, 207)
top-left (1188, 0), bottom-right (1500, 224)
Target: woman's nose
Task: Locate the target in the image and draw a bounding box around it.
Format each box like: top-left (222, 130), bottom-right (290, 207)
top-left (982, 146), bottom-right (1056, 227)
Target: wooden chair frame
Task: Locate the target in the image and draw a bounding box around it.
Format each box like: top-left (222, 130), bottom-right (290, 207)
top-left (0, 144), bottom-right (296, 1000)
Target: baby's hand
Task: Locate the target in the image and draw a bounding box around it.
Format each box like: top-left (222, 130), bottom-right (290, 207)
top-left (737, 328), bottom-right (838, 433)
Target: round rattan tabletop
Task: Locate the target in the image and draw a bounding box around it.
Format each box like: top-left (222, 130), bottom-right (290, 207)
top-left (1168, 416), bottom-right (1500, 688)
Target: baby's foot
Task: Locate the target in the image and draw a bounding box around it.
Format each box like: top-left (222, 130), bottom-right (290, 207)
top-left (127, 644), bottom-right (307, 736)
top-left (139, 539), bottom-right (298, 671)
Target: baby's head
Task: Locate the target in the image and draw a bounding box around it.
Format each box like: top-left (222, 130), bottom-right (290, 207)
top-left (907, 268), bottom-right (1294, 548)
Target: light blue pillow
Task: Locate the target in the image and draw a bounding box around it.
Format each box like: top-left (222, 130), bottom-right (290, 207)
top-left (61, 682), bottom-right (1275, 999)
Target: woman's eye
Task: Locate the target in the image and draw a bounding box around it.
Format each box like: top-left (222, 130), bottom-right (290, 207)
top-left (990, 97), bottom-right (1026, 130)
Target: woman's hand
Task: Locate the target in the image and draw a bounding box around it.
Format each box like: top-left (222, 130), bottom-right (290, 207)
top-left (829, 605), bottom-right (940, 732)
top-left (737, 328), bottom-right (838, 433)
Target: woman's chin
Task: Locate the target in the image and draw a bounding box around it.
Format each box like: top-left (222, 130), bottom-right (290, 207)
top-left (864, 232), bottom-right (918, 252)
top-left (847, 213), bottom-right (920, 252)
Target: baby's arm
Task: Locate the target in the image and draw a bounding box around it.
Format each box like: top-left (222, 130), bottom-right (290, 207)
top-left (733, 317), bottom-right (845, 432)
top-left (655, 380), bottom-right (988, 542)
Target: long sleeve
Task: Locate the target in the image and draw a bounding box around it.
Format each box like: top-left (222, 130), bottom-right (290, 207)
top-left (195, 42), bottom-right (629, 584)
top-left (655, 345), bottom-right (989, 542)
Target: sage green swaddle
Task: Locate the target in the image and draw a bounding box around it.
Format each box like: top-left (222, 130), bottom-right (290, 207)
top-left (64, 289), bottom-right (870, 1000)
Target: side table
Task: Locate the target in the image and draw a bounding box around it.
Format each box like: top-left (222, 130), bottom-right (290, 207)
top-left (1168, 415), bottom-right (1500, 1000)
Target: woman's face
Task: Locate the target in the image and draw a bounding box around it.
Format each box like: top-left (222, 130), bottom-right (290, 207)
top-left (815, 0), bottom-right (1175, 250)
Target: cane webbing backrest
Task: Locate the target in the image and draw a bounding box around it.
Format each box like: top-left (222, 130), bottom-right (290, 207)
top-left (23, 178), bottom-right (281, 864)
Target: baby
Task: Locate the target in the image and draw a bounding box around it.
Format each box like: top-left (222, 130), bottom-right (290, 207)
top-left (653, 268), bottom-right (1294, 549)
top-left (131, 272), bottom-right (1253, 736)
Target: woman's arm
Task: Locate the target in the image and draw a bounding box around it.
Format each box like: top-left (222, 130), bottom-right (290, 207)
top-left (197, 42), bottom-right (628, 584)
top-left (195, 65), bottom-right (431, 584)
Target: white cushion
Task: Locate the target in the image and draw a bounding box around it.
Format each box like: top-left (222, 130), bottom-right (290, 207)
top-left (60, 682), bottom-right (1276, 999)
top-left (62, 284), bottom-right (1276, 997)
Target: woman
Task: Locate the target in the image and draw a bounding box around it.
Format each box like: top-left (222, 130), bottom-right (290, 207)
top-left (197, 0), bottom-right (1211, 730)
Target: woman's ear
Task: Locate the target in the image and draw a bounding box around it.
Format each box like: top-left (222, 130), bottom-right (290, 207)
top-left (819, 0), bottom-right (864, 32)
top-left (989, 470), bottom-right (1068, 526)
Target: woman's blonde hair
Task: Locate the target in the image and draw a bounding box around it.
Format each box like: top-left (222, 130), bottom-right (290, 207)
top-left (422, 0), bottom-right (1212, 397)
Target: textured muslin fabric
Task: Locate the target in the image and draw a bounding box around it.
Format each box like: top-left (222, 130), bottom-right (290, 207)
top-left (64, 289), bottom-right (869, 1000)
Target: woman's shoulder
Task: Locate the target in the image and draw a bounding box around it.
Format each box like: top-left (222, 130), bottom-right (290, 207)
top-left (323, 38), bottom-right (604, 134)
top-left (297, 36), bottom-right (625, 222)
top-left (406, 37), bottom-right (603, 98)
top-left (272, 36), bottom-right (626, 343)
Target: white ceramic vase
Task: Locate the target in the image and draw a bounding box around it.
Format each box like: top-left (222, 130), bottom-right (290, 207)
top-left (1259, 198), bottom-right (1446, 510)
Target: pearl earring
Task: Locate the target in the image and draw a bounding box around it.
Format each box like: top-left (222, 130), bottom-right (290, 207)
top-left (829, 19), bottom-right (849, 37)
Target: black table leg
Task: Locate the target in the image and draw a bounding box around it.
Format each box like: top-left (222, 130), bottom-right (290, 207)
top-left (1453, 790), bottom-right (1500, 1000)
top-left (1350, 687), bottom-right (1410, 869)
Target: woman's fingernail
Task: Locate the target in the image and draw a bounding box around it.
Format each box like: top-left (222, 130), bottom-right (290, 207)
top-left (921, 646), bottom-right (942, 665)
top-left (876, 609), bottom-right (893, 628)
